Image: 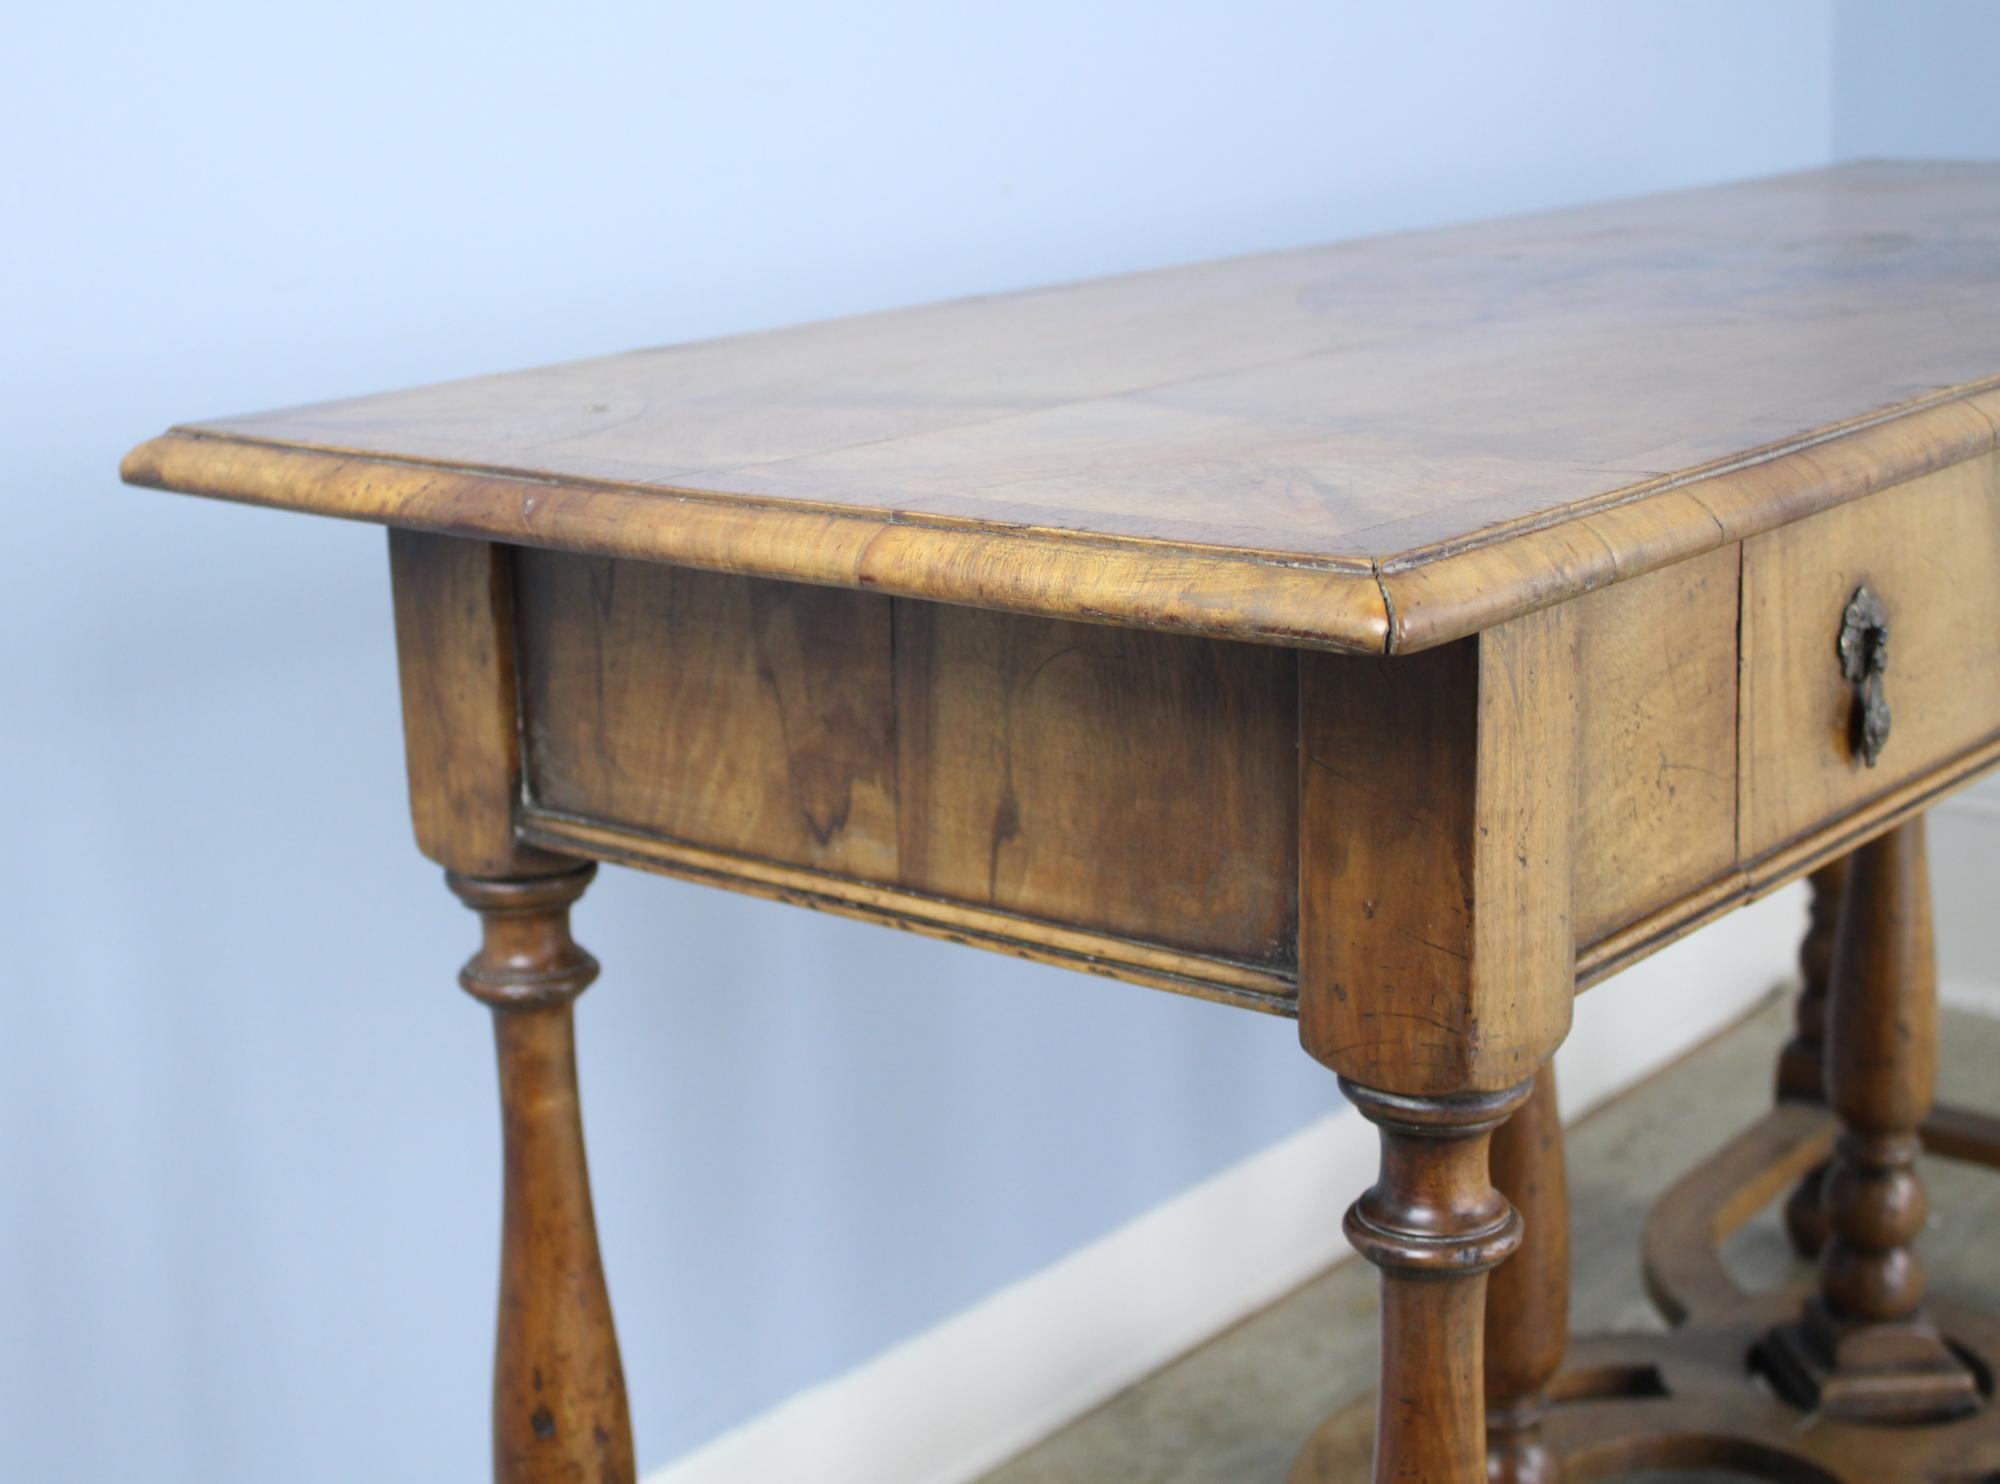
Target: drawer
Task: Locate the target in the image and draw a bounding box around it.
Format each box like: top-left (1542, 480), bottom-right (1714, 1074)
top-left (1740, 449), bottom-right (2000, 859)
top-left (511, 550), bottom-right (1301, 985)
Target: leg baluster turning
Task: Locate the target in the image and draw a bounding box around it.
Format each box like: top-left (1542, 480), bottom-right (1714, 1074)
top-left (1484, 1065), bottom-right (1566, 1484)
top-left (1342, 1077), bottom-right (1536, 1484)
top-left (1776, 859), bottom-right (1847, 1257)
top-left (1292, 818), bottom-right (2000, 1483)
top-left (1760, 818), bottom-right (1980, 1424)
top-left (452, 865), bottom-right (637, 1484)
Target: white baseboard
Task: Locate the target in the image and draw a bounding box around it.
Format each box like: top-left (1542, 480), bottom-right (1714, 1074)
top-left (1941, 977), bottom-right (2000, 1020)
top-left (646, 1092), bottom-right (1380, 1484)
top-left (645, 887), bottom-right (1806, 1484)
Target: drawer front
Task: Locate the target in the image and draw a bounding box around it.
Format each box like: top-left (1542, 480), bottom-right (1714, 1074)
top-left (512, 551), bottom-right (1300, 974)
top-left (1741, 449), bottom-right (2000, 859)
top-left (1571, 546), bottom-right (1740, 947)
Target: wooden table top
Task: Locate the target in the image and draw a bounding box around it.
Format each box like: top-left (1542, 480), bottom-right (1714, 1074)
top-left (125, 161), bottom-right (2000, 653)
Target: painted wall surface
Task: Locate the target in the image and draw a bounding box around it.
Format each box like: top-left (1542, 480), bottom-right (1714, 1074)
top-left (0, 4), bottom-right (1850, 1478)
top-left (1835, 0), bottom-right (2000, 159)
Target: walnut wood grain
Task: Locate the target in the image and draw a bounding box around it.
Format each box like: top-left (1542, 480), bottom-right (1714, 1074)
top-left (1778, 858), bottom-right (1849, 1258)
top-left (517, 554), bottom-right (1300, 971)
top-left (516, 554), bottom-right (899, 881)
top-left (1299, 605), bottom-right (1578, 1096)
top-left (451, 868), bottom-right (634, 1484)
top-left (515, 701), bottom-right (2000, 1024)
top-left (1760, 817), bottom-right (1980, 1423)
top-left (1815, 822), bottom-right (1953, 1341)
top-left (513, 544), bottom-right (1751, 1008)
top-left (1484, 1064), bottom-right (1568, 1484)
top-left (518, 808), bottom-right (1298, 1012)
top-left (388, 531), bottom-right (568, 879)
top-left (1740, 448), bottom-right (2000, 858)
top-left (1569, 547), bottom-right (1739, 947)
top-left (498, 529), bottom-right (2000, 1035)
top-left (1476, 1295), bottom-right (2000, 1484)
top-left (1340, 1079), bottom-right (1536, 1484)
top-left (125, 164), bottom-right (2000, 653)
top-left (891, 601), bottom-right (1297, 962)
top-left (1305, 920), bottom-right (2000, 1484)
top-left (1577, 728), bottom-right (2000, 989)
top-left (1778, 860), bottom-right (1849, 1107)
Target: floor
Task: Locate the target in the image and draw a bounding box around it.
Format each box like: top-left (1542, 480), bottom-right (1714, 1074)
top-left (978, 993), bottom-right (2000, 1484)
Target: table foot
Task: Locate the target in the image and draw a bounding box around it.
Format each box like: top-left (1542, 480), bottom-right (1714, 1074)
top-left (1760, 821), bottom-right (1980, 1423)
top-left (1294, 1021), bottom-right (2000, 1479)
top-left (1293, 1294), bottom-right (1999, 1484)
top-left (1294, 1295), bottom-right (1999, 1484)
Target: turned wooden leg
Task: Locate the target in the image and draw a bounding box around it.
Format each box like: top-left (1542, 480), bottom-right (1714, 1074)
top-left (451, 865), bottom-right (636, 1484)
top-left (1776, 858), bottom-right (1847, 1257)
top-left (1342, 1077), bottom-right (1535, 1484)
top-left (1761, 817), bottom-right (1979, 1423)
top-left (1483, 1065), bottom-right (1566, 1484)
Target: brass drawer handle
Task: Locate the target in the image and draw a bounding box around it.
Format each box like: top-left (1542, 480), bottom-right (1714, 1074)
top-left (1838, 584), bottom-right (1891, 768)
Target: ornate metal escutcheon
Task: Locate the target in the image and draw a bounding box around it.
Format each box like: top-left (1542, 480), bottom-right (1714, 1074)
top-left (1837, 584), bottom-right (1891, 768)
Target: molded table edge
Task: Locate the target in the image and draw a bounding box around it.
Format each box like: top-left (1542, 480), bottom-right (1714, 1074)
top-left (119, 431), bottom-right (1394, 654)
top-left (121, 380), bottom-right (2000, 653)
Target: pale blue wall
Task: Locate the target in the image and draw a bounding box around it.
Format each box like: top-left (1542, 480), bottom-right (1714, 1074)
top-left (1, 4), bottom-right (1844, 1479)
top-left (1835, 1), bottom-right (2000, 159)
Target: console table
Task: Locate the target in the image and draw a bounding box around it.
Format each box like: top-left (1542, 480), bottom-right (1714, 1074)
top-left (124, 162), bottom-right (2000, 1482)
